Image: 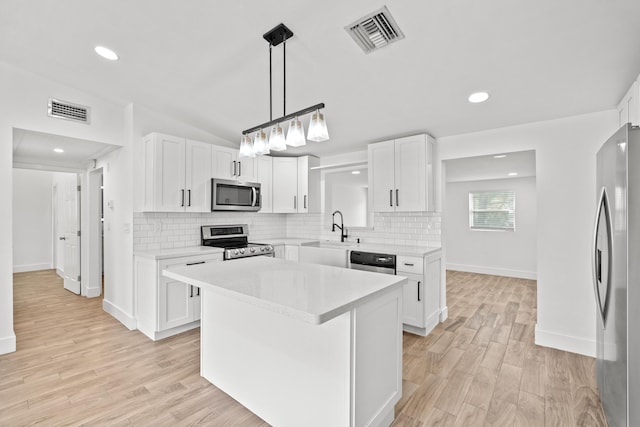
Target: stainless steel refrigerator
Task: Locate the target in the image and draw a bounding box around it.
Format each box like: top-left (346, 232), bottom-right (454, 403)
top-left (593, 123), bottom-right (639, 427)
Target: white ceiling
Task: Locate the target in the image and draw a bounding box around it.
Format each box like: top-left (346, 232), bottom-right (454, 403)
top-left (13, 128), bottom-right (120, 171)
top-left (2, 1), bottom-right (640, 158)
top-left (445, 150), bottom-right (536, 183)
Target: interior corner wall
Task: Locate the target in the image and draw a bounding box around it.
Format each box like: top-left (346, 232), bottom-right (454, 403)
top-left (444, 176), bottom-right (537, 279)
top-left (12, 169), bottom-right (55, 273)
top-left (439, 110), bottom-right (618, 357)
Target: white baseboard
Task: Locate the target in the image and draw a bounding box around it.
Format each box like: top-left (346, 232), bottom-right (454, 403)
top-left (56, 268), bottom-right (64, 278)
top-left (13, 263), bottom-right (53, 273)
top-left (102, 299), bottom-right (137, 330)
top-left (439, 306), bottom-right (448, 322)
top-left (447, 263), bottom-right (537, 280)
top-left (534, 323), bottom-right (596, 357)
top-left (0, 333), bottom-right (16, 355)
top-left (85, 287), bottom-right (102, 298)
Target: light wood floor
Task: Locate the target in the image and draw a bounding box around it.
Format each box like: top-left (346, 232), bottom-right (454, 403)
top-left (1, 270), bottom-right (606, 426)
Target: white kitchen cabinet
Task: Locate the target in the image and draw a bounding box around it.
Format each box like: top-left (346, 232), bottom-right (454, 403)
top-left (257, 155), bottom-right (273, 213)
top-left (273, 244), bottom-right (285, 259)
top-left (368, 134), bottom-right (435, 213)
top-left (272, 157), bottom-right (299, 213)
top-left (398, 250), bottom-right (442, 336)
top-left (617, 80), bottom-right (640, 127)
top-left (212, 145), bottom-right (258, 182)
top-left (142, 133), bottom-right (212, 213)
top-left (284, 245), bottom-right (299, 262)
top-left (135, 252), bottom-right (223, 340)
top-left (272, 156), bottom-right (320, 213)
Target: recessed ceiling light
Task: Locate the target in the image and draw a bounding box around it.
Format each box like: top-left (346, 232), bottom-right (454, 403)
top-left (53, 148), bottom-right (64, 153)
top-left (508, 172), bottom-right (518, 176)
top-left (352, 170), bottom-right (361, 175)
top-left (493, 154), bottom-right (507, 159)
top-left (468, 91), bottom-right (489, 103)
top-left (94, 46), bottom-right (119, 61)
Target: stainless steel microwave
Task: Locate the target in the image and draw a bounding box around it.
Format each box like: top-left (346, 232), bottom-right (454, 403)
top-left (211, 178), bottom-right (261, 212)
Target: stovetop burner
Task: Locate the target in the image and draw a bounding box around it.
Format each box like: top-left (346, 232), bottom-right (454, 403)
top-left (201, 224), bottom-right (274, 260)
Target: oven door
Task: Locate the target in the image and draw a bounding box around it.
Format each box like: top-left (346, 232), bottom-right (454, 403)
top-left (212, 178), bottom-right (261, 212)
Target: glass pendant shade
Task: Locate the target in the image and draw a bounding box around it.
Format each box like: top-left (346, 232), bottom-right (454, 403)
top-left (307, 110), bottom-right (329, 142)
top-left (253, 129), bottom-right (269, 155)
top-left (268, 124), bottom-right (287, 151)
top-left (286, 117), bottom-right (306, 147)
top-left (239, 135), bottom-right (255, 158)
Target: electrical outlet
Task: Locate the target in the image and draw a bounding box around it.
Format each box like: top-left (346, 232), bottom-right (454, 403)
top-left (123, 223), bottom-right (130, 234)
top-left (154, 221), bottom-right (162, 232)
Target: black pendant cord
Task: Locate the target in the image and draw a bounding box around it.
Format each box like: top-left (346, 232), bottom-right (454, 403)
top-left (269, 43), bottom-right (273, 122)
top-left (283, 36), bottom-right (286, 117)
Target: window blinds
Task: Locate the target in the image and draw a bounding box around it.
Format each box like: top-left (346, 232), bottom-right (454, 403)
top-left (469, 190), bottom-right (515, 230)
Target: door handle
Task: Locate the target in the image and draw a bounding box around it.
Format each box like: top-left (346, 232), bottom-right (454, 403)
top-left (390, 190), bottom-right (393, 207)
top-left (187, 189), bottom-right (191, 207)
top-left (404, 263), bottom-right (414, 267)
top-left (181, 189), bottom-right (185, 207)
top-left (417, 281), bottom-right (421, 301)
top-left (592, 186), bottom-right (612, 326)
top-left (59, 237), bottom-right (66, 240)
top-left (190, 285), bottom-right (194, 298)
top-left (294, 195), bottom-right (297, 210)
top-left (231, 161), bottom-right (236, 177)
top-left (396, 189), bottom-right (399, 206)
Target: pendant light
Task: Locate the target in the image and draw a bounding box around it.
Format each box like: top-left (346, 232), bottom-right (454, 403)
top-left (241, 23), bottom-right (328, 154)
top-left (286, 117), bottom-right (306, 147)
top-left (239, 134), bottom-right (255, 158)
top-left (307, 109), bottom-right (329, 142)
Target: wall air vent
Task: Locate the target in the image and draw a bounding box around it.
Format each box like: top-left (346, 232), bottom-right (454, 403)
top-left (345, 6), bottom-right (405, 54)
top-left (48, 98), bottom-right (91, 124)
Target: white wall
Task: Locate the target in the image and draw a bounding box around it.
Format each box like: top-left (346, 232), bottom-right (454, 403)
top-left (12, 169), bottom-right (54, 272)
top-left (444, 176), bottom-right (537, 279)
top-left (0, 62), bottom-right (126, 354)
top-left (439, 110), bottom-right (618, 356)
top-left (331, 185), bottom-right (367, 227)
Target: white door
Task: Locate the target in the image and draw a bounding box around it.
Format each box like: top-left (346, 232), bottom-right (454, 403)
top-left (297, 156), bottom-right (308, 213)
top-left (236, 155), bottom-right (258, 182)
top-left (62, 176), bottom-right (81, 294)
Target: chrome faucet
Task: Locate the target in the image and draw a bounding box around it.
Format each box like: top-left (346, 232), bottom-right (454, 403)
top-left (331, 210), bottom-right (348, 242)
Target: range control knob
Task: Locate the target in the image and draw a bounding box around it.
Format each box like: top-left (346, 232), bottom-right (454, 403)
top-left (260, 247), bottom-right (266, 252)
top-left (239, 248), bottom-right (245, 254)
top-left (267, 245), bottom-right (273, 251)
top-left (250, 247), bottom-right (256, 253)
top-left (233, 249), bottom-right (239, 255)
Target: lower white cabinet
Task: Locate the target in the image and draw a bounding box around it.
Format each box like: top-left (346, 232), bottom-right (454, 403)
top-left (135, 252), bottom-right (223, 340)
top-left (273, 244), bottom-right (285, 259)
top-left (284, 245), bottom-right (299, 262)
top-left (398, 250), bottom-right (442, 336)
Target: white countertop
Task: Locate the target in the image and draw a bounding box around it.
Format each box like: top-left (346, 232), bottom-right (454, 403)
top-left (256, 238), bottom-right (319, 246)
top-left (163, 257), bottom-right (406, 325)
top-left (134, 246), bottom-right (224, 260)
top-left (259, 237), bottom-right (441, 257)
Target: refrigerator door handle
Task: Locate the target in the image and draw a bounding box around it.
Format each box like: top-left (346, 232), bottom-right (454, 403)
top-left (592, 186), bottom-right (612, 327)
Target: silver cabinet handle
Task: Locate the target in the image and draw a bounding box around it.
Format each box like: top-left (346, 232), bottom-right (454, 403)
top-left (238, 161), bottom-right (242, 177)
top-left (404, 263), bottom-right (414, 266)
top-left (59, 237), bottom-right (66, 240)
top-left (592, 186), bottom-right (612, 326)
top-left (390, 190), bottom-right (393, 207)
top-left (231, 161), bottom-right (237, 177)
top-left (186, 261), bottom-right (206, 266)
top-left (417, 281), bottom-right (421, 301)
top-left (294, 195), bottom-right (297, 209)
top-left (187, 189), bottom-right (191, 207)
top-left (190, 285), bottom-right (194, 298)
top-left (304, 195), bottom-right (307, 209)
top-left (181, 189), bottom-right (185, 207)
top-left (251, 187), bottom-right (257, 207)
top-left (396, 189), bottom-right (399, 206)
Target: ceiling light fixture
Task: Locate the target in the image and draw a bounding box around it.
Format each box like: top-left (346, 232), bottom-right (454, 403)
top-left (240, 23), bottom-right (328, 157)
top-left (53, 148), bottom-right (64, 153)
top-left (493, 154), bottom-right (507, 159)
top-left (352, 170), bottom-right (361, 175)
top-left (94, 46), bottom-right (119, 61)
top-left (508, 172), bottom-right (519, 176)
top-left (468, 91), bottom-right (489, 103)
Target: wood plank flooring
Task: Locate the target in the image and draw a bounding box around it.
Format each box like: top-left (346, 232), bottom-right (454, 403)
top-left (1, 269), bottom-right (607, 426)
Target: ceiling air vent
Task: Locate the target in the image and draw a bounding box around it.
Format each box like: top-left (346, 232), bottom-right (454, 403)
top-left (48, 98), bottom-right (91, 124)
top-left (345, 6), bottom-right (405, 54)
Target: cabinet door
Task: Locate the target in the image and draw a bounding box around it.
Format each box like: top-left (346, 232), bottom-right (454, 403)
top-left (394, 135), bottom-right (426, 212)
top-left (185, 140), bottom-right (212, 213)
top-left (155, 134), bottom-right (186, 212)
top-left (237, 156), bottom-right (258, 182)
top-left (284, 245), bottom-right (299, 262)
top-left (272, 157), bottom-right (298, 213)
top-left (368, 140), bottom-right (396, 212)
top-left (273, 244), bottom-right (285, 259)
top-left (401, 272), bottom-right (425, 328)
top-left (257, 156), bottom-right (273, 213)
top-left (212, 145), bottom-right (238, 180)
top-left (424, 252), bottom-right (442, 323)
top-left (158, 278), bottom-right (191, 331)
top-left (297, 156), bottom-right (309, 213)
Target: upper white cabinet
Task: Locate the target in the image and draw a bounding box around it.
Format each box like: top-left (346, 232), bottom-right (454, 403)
top-left (212, 145), bottom-right (258, 182)
top-left (272, 156), bottom-right (320, 213)
top-left (617, 80), bottom-right (639, 127)
top-left (142, 133), bottom-right (212, 213)
top-left (257, 155), bottom-right (273, 213)
top-left (368, 134), bottom-right (435, 212)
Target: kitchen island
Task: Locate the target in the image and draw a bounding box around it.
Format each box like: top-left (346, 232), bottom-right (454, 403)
top-left (163, 256), bottom-right (406, 427)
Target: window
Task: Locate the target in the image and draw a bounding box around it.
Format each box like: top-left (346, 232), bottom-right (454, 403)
top-left (469, 190), bottom-right (515, 230)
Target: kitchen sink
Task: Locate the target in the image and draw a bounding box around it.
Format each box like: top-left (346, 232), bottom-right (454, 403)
top-left (299, 242), bottom-right (350, 268)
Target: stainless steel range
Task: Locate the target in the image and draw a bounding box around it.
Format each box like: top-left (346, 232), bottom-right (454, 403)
top-left (201, 224), bottom-right (274, 260)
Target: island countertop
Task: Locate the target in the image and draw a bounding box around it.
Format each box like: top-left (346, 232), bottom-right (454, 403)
top-left (163, 256), bottom-right (406, 325)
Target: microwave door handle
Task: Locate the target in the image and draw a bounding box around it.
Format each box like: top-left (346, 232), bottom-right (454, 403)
top-left (251, 187), bottom-right (257, 206)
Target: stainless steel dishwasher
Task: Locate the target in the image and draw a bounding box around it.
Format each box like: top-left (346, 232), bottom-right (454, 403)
top-left (349, 251), bottom-right (396, 275)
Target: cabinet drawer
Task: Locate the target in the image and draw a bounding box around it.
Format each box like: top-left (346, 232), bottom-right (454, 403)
top-left (159, 254), bottom-right (223, 271)
top-left (397, 256), bottom-right (423, 274)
